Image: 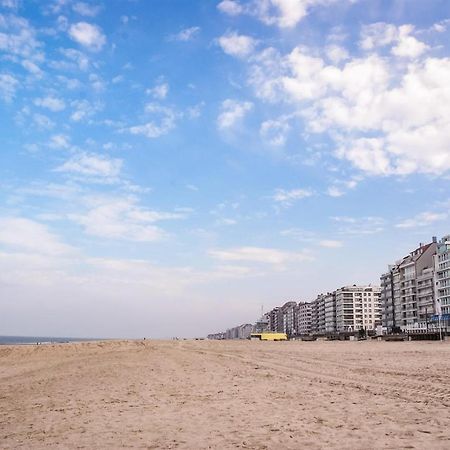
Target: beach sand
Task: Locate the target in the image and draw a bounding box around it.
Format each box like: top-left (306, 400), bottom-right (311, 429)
top-left (1, 339), bottom-right (450, 449)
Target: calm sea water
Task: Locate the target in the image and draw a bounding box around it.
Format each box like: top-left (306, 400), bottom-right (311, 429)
top-left (0, 336), bottom-right (101, 345)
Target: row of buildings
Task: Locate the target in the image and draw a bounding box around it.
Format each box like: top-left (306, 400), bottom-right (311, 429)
top-left (208, 234), bottom-right (450, 339)
top-left (208, 324), bottom-right (254, 340)
top-left (261, 285), bottom-right (382, 337)
top-left (381, 235), bottom-right (450, 333)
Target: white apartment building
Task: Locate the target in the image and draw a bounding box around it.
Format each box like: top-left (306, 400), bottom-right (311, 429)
top-left (335, 285), bottom-right (382, 332)
top-left (296, 302), bottom-right (312, 336)
top-left (435, 235), bottom-right (450, 317)
top-left (281, 301), bottom-right (297, 336)
top-left (324, 292), bottom-right (336, 333)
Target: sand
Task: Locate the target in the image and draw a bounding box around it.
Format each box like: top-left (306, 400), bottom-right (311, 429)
top-left (1, 339), bottom-right (450, 449)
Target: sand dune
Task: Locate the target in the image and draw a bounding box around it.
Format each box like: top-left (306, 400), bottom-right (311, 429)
top-left (1, 339), bottom-right (450, 449)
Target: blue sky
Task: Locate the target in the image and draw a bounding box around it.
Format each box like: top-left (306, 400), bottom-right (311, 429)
top-left (0, 0), bottom-right (449, 338)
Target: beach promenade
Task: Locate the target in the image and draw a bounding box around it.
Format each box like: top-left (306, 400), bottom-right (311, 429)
top-left (1, 339), bottom-right (450, 449)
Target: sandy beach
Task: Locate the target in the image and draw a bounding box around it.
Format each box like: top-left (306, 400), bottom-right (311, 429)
top-left (1, 339), bottom-right (450, 449)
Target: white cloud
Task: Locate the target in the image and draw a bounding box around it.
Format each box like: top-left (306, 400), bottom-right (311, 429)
top-left (18, 182), bottom-right (81, 200)
top-left (217, 0), bottom-right (351, 29)
top-left (68, 22), bottom-right (106, 52)
top-left (360, 23), bottom-right (428, 58)
top-left (0, 217), bottom-right (74, 256)
top-left (70, 196), bottom-right (185, 242)
top-left (272, 188), bottom-right (314, 206)
top-left (395, 212), bottom-right (447, 229)
top-left (255, 0), bottom-right (311, 28)
top-left (89, 73), bottom-right (105, 91)
top-left (187, 102), bottom-right (204, 119)
top-left (56, 15), bottom-right (69, 32)
top-left (168, 26), bottom-right (200, 42)
top-left (128, 103), bottom-right (176, 138)
top-left (260, 119), bottom-right (290, 146)
top-left (326, 186), bottom-right (344, 197)
top-left (319, 239), bottom-right (343, 248)
top-left (146, 81), bottom-right (169, 99)
top-left (326, 177), bottom-right (360, 197)
top-left (0, 13), bottom-right (43, 61)
top-left (70, 99), bottom-right (101, 122)
top-left (1, 0), bottom-right (20, 9)
top-left (217, 0), bottom-right (243, 16)
top-left (216, 217), bottom-right (237, 226)
top-left (58, 48), bottom-right (89, 71)
top-left (359, 22), bottom-right (398, 50)
top-left (218, 31), bottom-right (256, 58)
top-left (72, 2), bottom-right (102, 17)
top-left (280, 228), bottom-right (316, 242)
top-left (22, 59), bottom-right (43, 77)
top-left (112, 75), bottom-right (123, 84)
top-left (331, 216), bottom-right (385, 235)
top-left (246, 33), bottom-right (450, 176)
top-left (217, 99), bottom-right (253, 129)
top-left (325, 44), bottom-right (349, 64)
top-left (431, 19), bottom-right (450, 33)
top-left (33, 113), bottom-right (55, 129)
top-left (34, 96), bottom-right (66, 111)
top-left (391, 25), bottom-right (428, 58)
top-left (0, 73), bottom-right (18, 101)
top-left (55, 152), bottom-right (123, 180)
top-left (209, 246), bottom-right (312, 267)
top-left (335, 138), bottom-right (391, 175)
top-left (48, 134), bottom-right (70, 148)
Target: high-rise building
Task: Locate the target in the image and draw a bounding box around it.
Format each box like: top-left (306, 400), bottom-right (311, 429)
top-left (381, 239), bottom-right (438, 332)
top-left (280, 301), bottom-right (297, 336)
top-left (324, 292), bottom-right (336, 333)
top-left (310, 294), bottom-right (326, 334)
top-left (435, 235), bottom-right (450, 317)
top-left (268, 307), bottom-right (280, 332)
top-left (335, 285), bottom-right (381, 332)
top-left (296, 302), bottom-right (312, 336)
top-left (381, 268), bottom-right (396, 331)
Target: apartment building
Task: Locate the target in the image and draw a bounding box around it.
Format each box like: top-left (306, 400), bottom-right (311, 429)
top-left (220, 324), bottom-right (254, 339)
top-left (296, 302), bottom-right (312, 336)
top-left (435, 235), bottom-right (450, 317)
top-left (268, 307), bottom-right (280, 332)
top-left (281, 301), bottom-right (297, 336)
top-left (310, 294), bottom-right (326, 335)
top-left (381, 268), bottom-right (395, 331)
top-left (381, 240), bottom-right (437, 331)
top-left (310, 298), bottom-right (319, 334)
top-left (416, 267), bottom-right (435, 322)
top-left (253, 313), bottom-right (270, 333)
top-left (335, 285), bottom-right (382, 333)
top-left (324, 292), bottom-right (336, 333)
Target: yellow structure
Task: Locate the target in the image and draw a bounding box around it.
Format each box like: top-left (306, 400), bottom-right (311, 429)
top-left (250, 332), bottom-right (288, 341)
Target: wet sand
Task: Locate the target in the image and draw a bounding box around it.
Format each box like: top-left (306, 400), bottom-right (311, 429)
top-left (1, 339), bottom-right (450, 449)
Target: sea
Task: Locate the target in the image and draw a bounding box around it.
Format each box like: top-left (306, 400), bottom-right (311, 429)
top-left (0, 336), bottom-right (101, 345)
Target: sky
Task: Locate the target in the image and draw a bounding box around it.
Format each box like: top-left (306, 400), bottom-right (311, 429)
top-left (0, 0), bottom-right (449, 338)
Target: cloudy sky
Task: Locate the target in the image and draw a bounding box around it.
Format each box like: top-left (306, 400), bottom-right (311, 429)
top-left (1, 0), bottom-right (449, 338)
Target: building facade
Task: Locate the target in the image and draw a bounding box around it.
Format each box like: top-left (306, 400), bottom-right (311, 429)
top-left (381, 268), bottom-right (395, 331)
top-left (335, 285), bottom-right (382, 333)
top-left (296, 302), bottom-right (312, 336)
top-left (281, 301), bottom-right (297, 336)
top-left (324, 292), bottom-right (336, 333)
top-left (381, 240), bottom-right (437, 332)
top-left (310, 294), bottom-right (326, 335)
top-left (435, 235), bottom-right (450, 317)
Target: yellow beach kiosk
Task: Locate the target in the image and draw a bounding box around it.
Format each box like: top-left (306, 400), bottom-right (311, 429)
top-left (250, 332), bottom-right (288, 341)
